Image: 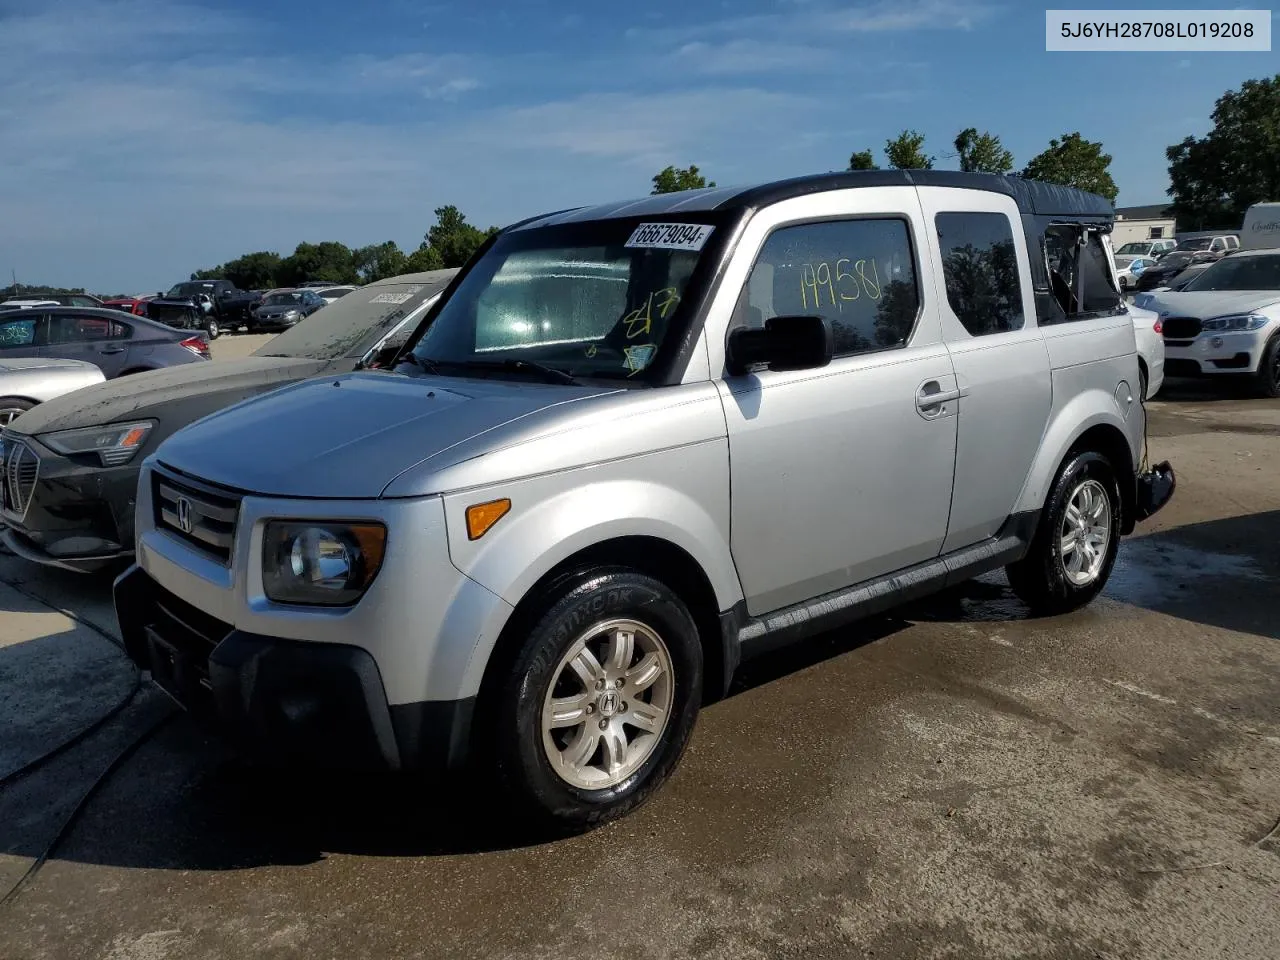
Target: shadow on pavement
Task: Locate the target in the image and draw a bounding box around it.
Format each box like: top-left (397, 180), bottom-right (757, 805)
top-left (0, 511), bottom-right (1275, 875)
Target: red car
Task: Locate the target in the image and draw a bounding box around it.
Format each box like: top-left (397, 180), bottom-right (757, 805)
top-left (101, 296), bottom-right (153, 317)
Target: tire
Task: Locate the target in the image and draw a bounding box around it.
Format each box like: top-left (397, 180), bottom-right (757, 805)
top-left (1256, 334), bottom-right (1280, 399)
top-left (1006, 450), bottom-right (1121, 616)
top-left (0, 397), bottom-right (34, 427)
top-left (488, 567), bottom-right (703, 830)
top-left (1138, 364), bottom-right (1149, 402)
top-left (204, 318), bottom-right (220, 340)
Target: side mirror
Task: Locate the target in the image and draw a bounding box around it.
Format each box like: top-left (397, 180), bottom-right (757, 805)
top-left (726, 315), bottom-right (834, 376)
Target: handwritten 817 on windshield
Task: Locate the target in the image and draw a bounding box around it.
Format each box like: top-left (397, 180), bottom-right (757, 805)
top-left (1059, 19), bottom-right (1254, 39)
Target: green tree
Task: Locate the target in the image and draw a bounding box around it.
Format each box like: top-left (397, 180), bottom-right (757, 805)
top-left (848, 149), bottom-right (880, 171)
top-left (278, 241), bottom-right (359, 286)
top-left (403, 243), bottom-right (445, 273)
top-left (651, 165), bottom-right (716, 194)
top-left (190, 251), bottom-right (282, 289)
top-left (884, 130), bottom-right (933, 170)
top-left (953, 128), bottom-right (1014, 174)
top-left (1020, 132), bottom-right (1118, 202)
top-left (352, 241), bottom-right (408, 283)
top-left (1167, 74), bottom-right (1280, 231)
top-left (423, 205), bottom-right (494, 268)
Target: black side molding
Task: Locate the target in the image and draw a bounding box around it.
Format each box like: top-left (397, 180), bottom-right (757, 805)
top-left (726, 511), bottom-right (1039, 661)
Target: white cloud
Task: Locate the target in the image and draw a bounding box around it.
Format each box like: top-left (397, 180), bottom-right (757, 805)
top-left (0, 0), bottom-right (833, 289)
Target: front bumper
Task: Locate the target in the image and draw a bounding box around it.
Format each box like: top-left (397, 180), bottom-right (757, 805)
top-left (1164, 329), bottom-right (1267, 376)
top-left (121, 466), bottom-right (515, 769)
top-left (114, 566), bottom-right (475, 771)
top-left (0, 437), bottom-right (139, 569)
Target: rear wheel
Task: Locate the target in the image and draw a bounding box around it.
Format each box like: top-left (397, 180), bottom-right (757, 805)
top-left (1256, 334), bottom-right (1280, 399)
top-left (488, 568), bottom-right (703, 830)
top-left (204, 317), bottom-right (221, 340)
top-left (1006, 450), bottom-right (1121, 615)
top-left (0, 397), bottom-right (34, 427)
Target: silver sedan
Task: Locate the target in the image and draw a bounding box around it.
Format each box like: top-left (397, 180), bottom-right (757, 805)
top-left (0, 358), bottom-right (106, 426)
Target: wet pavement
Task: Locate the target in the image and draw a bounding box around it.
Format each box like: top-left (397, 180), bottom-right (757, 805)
top-left (1, 378), bottom-right (1278, 960)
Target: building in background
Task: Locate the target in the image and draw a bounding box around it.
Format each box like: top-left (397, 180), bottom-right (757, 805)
top-left (1113, 204), bottom-right (1177, 248)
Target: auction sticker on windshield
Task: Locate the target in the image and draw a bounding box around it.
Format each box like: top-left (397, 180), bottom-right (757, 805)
top-left (625, 223), bottom-right (715, 251)
top-left (369, 292), bottom-right (413, 304)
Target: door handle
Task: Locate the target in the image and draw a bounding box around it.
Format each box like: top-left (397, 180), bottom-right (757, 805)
top-left (916, 386), bottom-right (960, 408)
top-left (100, 347), bottom-right (125, 354)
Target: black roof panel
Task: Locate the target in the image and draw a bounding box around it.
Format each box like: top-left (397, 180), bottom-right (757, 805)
top-left (513, 171), bottom-right (1114, 231)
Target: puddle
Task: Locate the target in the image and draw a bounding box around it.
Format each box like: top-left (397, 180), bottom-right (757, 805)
top-left (1107, 538), bottom-right (1270, 607)
top-left (902, 572), bottom-right (1029, 624)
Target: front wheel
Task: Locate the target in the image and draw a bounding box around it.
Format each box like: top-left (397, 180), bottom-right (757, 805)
top-left (1006, 450), bottom-right (1121, 615)
top-left (204, 318), bottom-right (220, 340)
top-left (489, 568), bottom-right (703, 830)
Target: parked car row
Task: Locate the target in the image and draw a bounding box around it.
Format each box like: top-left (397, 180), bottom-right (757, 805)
top-left (0, 269), bottom-right (456, 571)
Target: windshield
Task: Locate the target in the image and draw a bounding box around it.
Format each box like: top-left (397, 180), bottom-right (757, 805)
top-left (409, 220), bottom-right (714, 383)
top-left (1115, 243), bottom-right (1152, 255)
top-left (1176, 238), bottom-right (1213, 252)
top-left (264, 292), bottom-right (303, 306)
top-left (1181, 254), bottom-right (1280, 292)
top-left (167, 282), bottom-right (215, 297)
top-left (252, 279), bottom-right (450, 360)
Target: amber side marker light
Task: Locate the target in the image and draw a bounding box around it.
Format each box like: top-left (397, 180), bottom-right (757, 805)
top-left (466, 498), bottom-right (511, 540)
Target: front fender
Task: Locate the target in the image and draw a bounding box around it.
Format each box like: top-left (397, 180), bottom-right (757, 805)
top-left (1013, 383), bottom-right (1141, 518)
top-left (441, 439), bottom-right (741, 615)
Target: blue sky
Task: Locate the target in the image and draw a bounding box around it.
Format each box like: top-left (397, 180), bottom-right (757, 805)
top-left (1, 0), bottom-right (1276, 291)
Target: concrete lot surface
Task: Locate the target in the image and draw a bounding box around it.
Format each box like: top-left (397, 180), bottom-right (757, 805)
top-left (1, 380), bottom-right (1278, 960)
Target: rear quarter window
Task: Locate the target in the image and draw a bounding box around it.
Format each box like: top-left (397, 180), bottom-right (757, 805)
top-left (934, 212), bottom-right (1025, 336)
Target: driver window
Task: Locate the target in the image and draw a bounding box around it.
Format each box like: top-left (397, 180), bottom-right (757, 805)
top-left (731, 218), bottom-right (921, 357)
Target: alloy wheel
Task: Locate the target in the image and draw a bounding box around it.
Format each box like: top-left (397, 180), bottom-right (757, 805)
top-left (1059, 479), bottom-right (1111, 586)
top-left (541, 618), bottom-right (674, 790)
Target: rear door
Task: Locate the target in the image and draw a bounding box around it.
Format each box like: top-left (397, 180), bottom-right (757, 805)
top-left (915, 186), bottom-right (1052, 552)
top-left (0, 312), bottom-right (47, 361)
top-left (44, 313), bottom-right (132, 378)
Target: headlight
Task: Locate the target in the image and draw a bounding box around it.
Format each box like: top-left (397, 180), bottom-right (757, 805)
top-left (1202, 313), bottom-right (1270, 332)
top-left (40, 421), bottom-right (154, 466)
top-left (283, 309), bottom-right (300, 318)
top-left (261, 521), bottom-right (386, 606)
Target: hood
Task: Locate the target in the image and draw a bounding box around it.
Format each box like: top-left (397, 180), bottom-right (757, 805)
top-left (154, 372), bottom-right (615, 499)
top-left (8, 355), bottom-right (328, 436)
top-left (0, 357), bottom-right (99, 374)
top-left (1143, 290), bottom-right (1280, 319)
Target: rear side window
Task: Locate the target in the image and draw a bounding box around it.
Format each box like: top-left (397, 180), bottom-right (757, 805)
top-left (48, 315), bottom-right (127, 343)
top-left (1078, 234), bottom-right (1122, 313)
top-left (935, 212), bottom-right (1024, 336)
top-left (733, 218), bottom-right (920, 357)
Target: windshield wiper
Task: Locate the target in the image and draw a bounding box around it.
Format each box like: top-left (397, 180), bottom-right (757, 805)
top-left (395, 352), bottom-right (440, 374)
top-left (428, 358), bottom-right (580, 385)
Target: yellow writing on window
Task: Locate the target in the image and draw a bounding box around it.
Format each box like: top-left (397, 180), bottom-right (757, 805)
top-left (622, 287), bottom-right (681, 339)
top-left (799, 258), bottom-right (881, 310)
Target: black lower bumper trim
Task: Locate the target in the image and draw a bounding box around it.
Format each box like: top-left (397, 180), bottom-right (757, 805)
top-left (112, 565), bottom-right (474, 772)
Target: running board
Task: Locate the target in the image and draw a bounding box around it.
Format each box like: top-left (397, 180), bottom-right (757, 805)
top-left (725, 510), bottom-right (1039, 662)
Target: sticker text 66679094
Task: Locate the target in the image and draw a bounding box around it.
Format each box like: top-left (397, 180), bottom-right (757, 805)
top-left (799, 257), bottom-right (882, 310)
top-left (625, 223), bottom-right (715, 251)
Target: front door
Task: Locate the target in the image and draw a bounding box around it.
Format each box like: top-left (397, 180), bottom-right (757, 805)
top-left (712, 188), bottom-right (959, 616)
top-left (915, 187), bottom-right (1052, 552)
